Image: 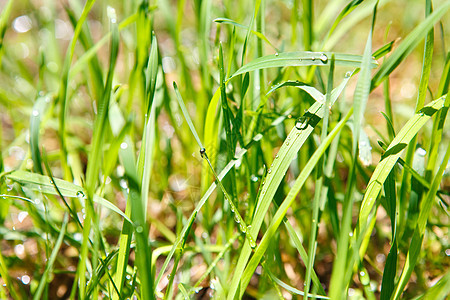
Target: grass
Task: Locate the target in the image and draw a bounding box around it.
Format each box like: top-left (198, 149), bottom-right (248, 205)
top-left (0, 0), bottom-right (449, 299)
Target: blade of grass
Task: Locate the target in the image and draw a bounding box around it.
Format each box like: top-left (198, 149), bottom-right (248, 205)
top-left (6, 170), bottom-right (131, 223)
top-left (355, 96), bottom-right (447, 260)
top-left (33, 214), bottom-right (68, 300)
top-left (57, 0), bottom-right (96, 180)
top-left (371, 1), bottom-right (450, 89)
top-left (399, 0), bottom-right (434, 239)
top-left (155, 110), bottom-right (290, 287)
top-left (392, 141), bottom-right (450, 299)
top-left (229, 51), bottom-right (377, 79)
top-left (236, 108), bottom-right (353, 299)
top-left (227, 76), bottom-right (351, 300)
top-left (304, 55), bottom-right (335, 298)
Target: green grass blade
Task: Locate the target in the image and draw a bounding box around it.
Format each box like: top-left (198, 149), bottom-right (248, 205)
top-left (236, 108), bottom-right (353, 299)
top-left (356, 96), bottom-right (446, 258)
top-left (227, 77), bottom-right (350, 300)
top-left (229, 52), bottom-right (377, 79)
top-left (155, 112), bottom-right (289, 287)
top-left (213, 18), bottom-right (278, 51)
top-left (371, 1), bottom-right (450, 89)
top-left (392, 141), bottom-right (450, 299)
top-left (29, 96), bottom-right (49, 175)
top-left (304, 55), bottom-right (335, 298)
top-left (5, 171), bottom-right (132, 226)
top-left (33, 214), bottom-right (69, 300)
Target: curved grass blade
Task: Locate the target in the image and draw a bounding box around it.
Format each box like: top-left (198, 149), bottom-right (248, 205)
top-left (371, 1), bottom-right (450, 89)
top-left (214, 18), bottom-right (278, 51)
top-left (235, 108), bottom-right (353, 299)
top-left (6, 170), bottom-right (132, 224)
top-left (264, 265), bottom-right (329, 299)
top-left (392, 142), bottom-right (450, 299)
top-left (155, 111), bottom-right (289, 287)
top-left (229, 51), bottom-right (377, 79)
top-left (355, 96), bottom-right (447, 259)
top-left (227, 76), bottom-right (351, 300)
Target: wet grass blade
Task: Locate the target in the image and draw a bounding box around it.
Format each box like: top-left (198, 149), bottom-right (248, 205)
top-left (229, 52), bottom-right (377, 79)
top-left (155, 112), bottom-right (289, 287)
top-left (356, 96), bottom-right (447, 258)
top-left (235, 108), bottom-right (353, 299)
top-left (227, 77), bottom-right (351, 299)
top-left (392, 141), bottom-right (450, 299)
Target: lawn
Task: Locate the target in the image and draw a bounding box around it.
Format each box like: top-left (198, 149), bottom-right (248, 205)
top-left (0, 0), bottom-right (449, 299)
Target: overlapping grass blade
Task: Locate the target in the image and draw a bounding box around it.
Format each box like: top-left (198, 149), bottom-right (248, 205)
top-left (6, 170), bottom-right (131, 223)
top-left (235, 108), bottom-right (353, 299)
top-left (392, 141), bottom-right (450, 299)
top-left (227, 76), bottom-right (351, 299)
top-left (371, 1), bottom-right (450, 89)
top-left (356, 96), bottom-right (447, 258)
top-left (33, 214), bottom-right (68, 300)
top-left (155, 111), bottom-right (289, 287)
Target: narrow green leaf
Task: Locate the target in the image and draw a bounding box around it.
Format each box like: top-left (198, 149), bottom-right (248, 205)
top-left (229, 52), bottom-right (377, 79)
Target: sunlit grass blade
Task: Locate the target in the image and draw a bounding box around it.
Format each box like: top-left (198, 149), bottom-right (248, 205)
top-left (235, 108), bottom-right (353, 299)
top-left (155, 111), bottom-right (289, 287)
top-left (371, 1), bottom-right (450, 89)
top-left (392, 141), bottom-right (450, 299)
top-left (230, 51), bottom-right (377, 79)
top-left (355, 96), bottom-right (447, 259)
top-left (57, 0), bottom-right (96, 180)
top-left (304, 55), bottom-right (334, 298)
top-left (227, 76), bottom-right (351, 300)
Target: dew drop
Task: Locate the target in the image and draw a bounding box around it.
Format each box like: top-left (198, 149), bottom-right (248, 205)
top-left (311, 56), bottom-right (316, 61)
top-left (120, 142), bottom-right (128, 150)
top-left (275, 52), bottom-right (279, 56)
top-left (345, 71), bottom-right (352, 78)
top-left (234, 214), bottom-right (240, 224)
top-left (349, 232), bottom-right (354, 237)
top-left (275, 154), bottom-right (279, 159)
top-left (360, 271), bottom-right (365, 277)
top-left (249, 239), bottom-right (256, 249)
top-left (240, 223), bottom-right (247, 233)
top-left (32, 110), bottom-right (39, 117)
top-left (136, 226), bottom-right (143, 233)
top-left (319, 53), bottom-right (328, 63)
top-left (267, 169), bottom-right (272, 174)
top-left (21, 275), bottom-right (30, 285)
top-left (295, 116), bottom-right (308, 130)
top-left (250, 175), bottom-right (259, 182)
top-left (417, 147), bottom-right (427, 157)
top-left (200, 147), bottom-right (206, 158)
top-left (76, 191), bottom-right (85, 198)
